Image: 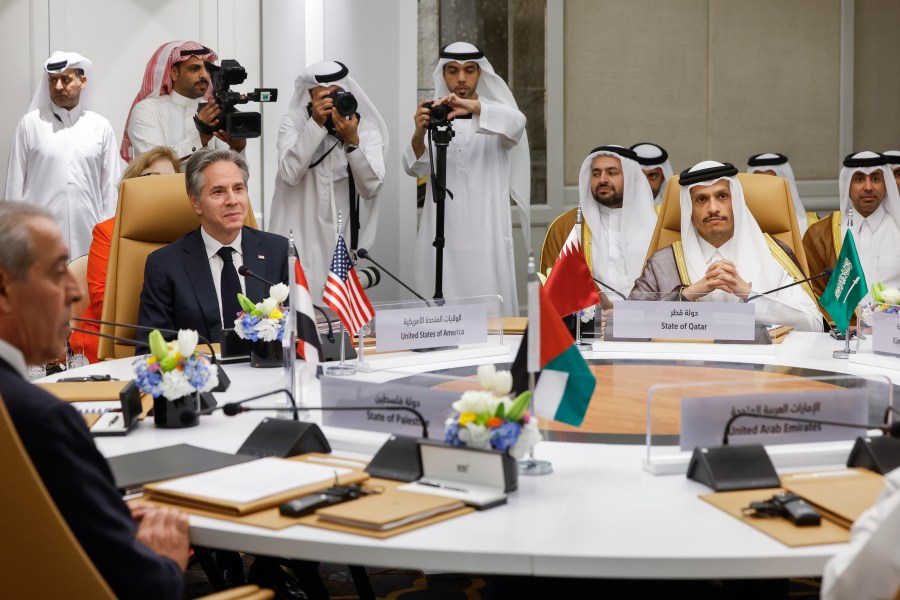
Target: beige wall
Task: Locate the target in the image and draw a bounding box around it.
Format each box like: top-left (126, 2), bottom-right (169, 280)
top-left (564, 0), bottom-right (843, 183)
top-left (854, 0), bottom-right (900, 152)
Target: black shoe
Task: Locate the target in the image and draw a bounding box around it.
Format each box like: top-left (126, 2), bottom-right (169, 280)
top-left (248, 557), bottom-right (309, 600)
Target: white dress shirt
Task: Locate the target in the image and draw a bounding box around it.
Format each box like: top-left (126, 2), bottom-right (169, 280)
top-left (851, 203), bottom-right (900, 292)
top-left (127, 91), bottom-right (230, 160)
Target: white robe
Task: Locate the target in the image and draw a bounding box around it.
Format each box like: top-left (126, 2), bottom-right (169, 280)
top-left (270, 111), bottom-right (385, 300)
top-left (127, 91), bottom-right (230, 160)
top-left (402, 99), bottom-right (525, 316)
top-left (5, 103), bottom-right (119, 258)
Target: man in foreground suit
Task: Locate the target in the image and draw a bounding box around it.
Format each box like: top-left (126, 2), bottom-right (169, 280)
top-left (0, 202), bottom-right (188, 598)
top-left (138, 148), bottom-right (289, 343)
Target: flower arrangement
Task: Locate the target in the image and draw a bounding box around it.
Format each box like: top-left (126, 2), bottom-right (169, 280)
top-left (444, 364), bottom-right (542, 460)
top-left (134, 329), bottom-right (218, 399)
top-left (861, 283), bottom-right (900, 327)
top-left (233, 283), bottom-right (290, 342)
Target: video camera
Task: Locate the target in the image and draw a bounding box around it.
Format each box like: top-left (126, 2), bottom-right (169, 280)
top-left (206, 59), bottom-right (278, 139)
top-left (423, 100), bottom-right (452, 128)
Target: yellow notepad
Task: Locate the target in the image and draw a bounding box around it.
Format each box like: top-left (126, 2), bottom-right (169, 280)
top-left (316, 490), bottom-right (465, 531)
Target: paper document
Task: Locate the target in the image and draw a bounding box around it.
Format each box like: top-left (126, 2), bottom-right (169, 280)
top-left (73, 401), bottom-right (120, 414)
top-left (155, 457), bottom-right (350, 504)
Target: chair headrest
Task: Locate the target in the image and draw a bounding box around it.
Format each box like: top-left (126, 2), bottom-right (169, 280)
top-left (118, 173), bottom-right (200, 242)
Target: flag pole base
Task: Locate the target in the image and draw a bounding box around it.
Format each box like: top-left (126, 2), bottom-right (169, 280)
top-left (833, 349), bottom-right (855, 359)
top-left (517, 457), bottom-right (553, 476)
top-left (325, 364), bottom-right (357, 376)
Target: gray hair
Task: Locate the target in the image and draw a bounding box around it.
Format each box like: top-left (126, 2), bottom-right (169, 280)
top-left (0, 201), bottom-right (55, 280)
top-left (183, 148), bottom-right (250, 199)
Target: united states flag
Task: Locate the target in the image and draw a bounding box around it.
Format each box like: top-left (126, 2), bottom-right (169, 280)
top-left (322, 234), bottom-right (374, 335)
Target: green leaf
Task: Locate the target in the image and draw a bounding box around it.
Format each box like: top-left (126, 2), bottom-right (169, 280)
top-left (506, 391), bottom-right (531, 422)
top-left (872, 282), bottom-right (885, 303)
top-left (237, 293), bottom-right (257, 313)
top-left (159, 356), bottom-right (177, 372)
top-left (494, 401), bottom-right (506, 419)
top-left (148, 330), bottom-right (169, 362)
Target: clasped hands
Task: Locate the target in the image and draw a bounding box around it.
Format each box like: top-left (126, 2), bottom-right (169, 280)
top-left (681, 259), bottom-right (751, 301)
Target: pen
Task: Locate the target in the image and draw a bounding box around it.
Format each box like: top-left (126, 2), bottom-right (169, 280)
top-left (418, 481), bottom-right (469, 493)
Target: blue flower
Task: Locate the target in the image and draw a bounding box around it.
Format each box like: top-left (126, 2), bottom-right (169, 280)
top-left (444, 420), bottom-right (466, 447)
top-left (490, 421), bottom-right (521, 451)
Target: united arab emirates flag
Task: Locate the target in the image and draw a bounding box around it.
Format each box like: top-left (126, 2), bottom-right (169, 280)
top-left (511, 280), bottom-right (596, 427)
top-left (819, 230), bottom-right (867, 335)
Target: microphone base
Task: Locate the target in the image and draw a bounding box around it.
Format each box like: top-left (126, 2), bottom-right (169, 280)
top-left (847, 436), bottom-right (900, 474)
top-left (687, 445), bottom-right (780, 491)
top-left (237, 417), bottom-right (331, 458)
top-left (212, 365), bottom-right (231, 392)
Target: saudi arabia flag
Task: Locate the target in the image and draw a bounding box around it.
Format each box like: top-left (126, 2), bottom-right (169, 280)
top-left (511, 280), bottom-right (596, 427)
top-left (819, 230), bottom-right (867, 335)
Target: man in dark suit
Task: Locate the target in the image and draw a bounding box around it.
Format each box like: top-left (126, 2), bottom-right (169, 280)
top-left (0, 202), bottom-right (188, 598)
top-left (138, 148), bottom-right (289, 343)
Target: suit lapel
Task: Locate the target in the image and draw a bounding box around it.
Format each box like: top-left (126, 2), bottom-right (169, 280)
top-left (241, 229), bottom-right (269, 301)
top-left (181, 229), bottom-right (223, 339)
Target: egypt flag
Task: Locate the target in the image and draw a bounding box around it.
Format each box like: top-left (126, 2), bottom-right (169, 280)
top-left (543, 225), bottom-right (600, 316)
top-left (289, 252), bottom-right (322, 366)
top-left (511, 278), bottom-right (595, 427)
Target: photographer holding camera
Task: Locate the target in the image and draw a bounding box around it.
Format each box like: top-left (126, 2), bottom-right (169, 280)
top-left (403, 42), bottom-right (530, 316)
top-left (122, 41), bottom-right (246, 162)
top-left (270, 61), bottom-right (388, 299)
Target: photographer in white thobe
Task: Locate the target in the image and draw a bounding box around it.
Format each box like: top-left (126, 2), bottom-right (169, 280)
top-left (403, 42), bottom-right (530, 316)
top-left (6, 51), bottom-right (119, 259)
top-left (269, 61), bottom-right (387, 299)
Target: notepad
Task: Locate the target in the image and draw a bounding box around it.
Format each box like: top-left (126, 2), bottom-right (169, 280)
top-left (154, 457), bottom-right (350, 505)
top-left (315, 490), bottom-right (465, 531)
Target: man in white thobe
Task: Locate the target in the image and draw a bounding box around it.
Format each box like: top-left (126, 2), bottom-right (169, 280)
top-left (633, 161), bottom-right (823, 332)
top-left (269, 61), bottom-right (387, 299)
top-left (540, 146), bottom-right (657, 299)
top-left (630, 142), bottom-right (674, 206)
top-left (5, 51), bottom-right (119, 259)
top-left (403, 42), bottom-right (530, 316)
top-left (122, 41), bottom-right (244, 162)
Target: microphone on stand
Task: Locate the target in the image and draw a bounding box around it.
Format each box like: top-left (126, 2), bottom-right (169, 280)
top-left (356, 247), bottom-right (430, 305)
top-left (592, 277), bottom-right (627, 300)
top-left (745, 269), bottom-right (833, 301)
top-left (71, 317), bottom-right (230, 393)
top-left (238, 264), bottom-right (336, 345)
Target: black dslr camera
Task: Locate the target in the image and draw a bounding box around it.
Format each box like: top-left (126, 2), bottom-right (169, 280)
top-left (204, 59), bottom-right (278, 139)
top-left (423, 100), bottom-right (452, 128)
top-left (327, 90), bottom-right (358, 118)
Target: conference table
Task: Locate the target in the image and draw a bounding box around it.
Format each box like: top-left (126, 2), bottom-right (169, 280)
top-left (43, 331), bottom-right (900, 581)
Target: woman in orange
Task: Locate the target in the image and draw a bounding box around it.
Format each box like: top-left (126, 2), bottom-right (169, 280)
top-left (70, 147), bottom-right (180, 363)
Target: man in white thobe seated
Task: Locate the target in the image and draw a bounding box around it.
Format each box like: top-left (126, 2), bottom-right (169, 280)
top-left (540, 146), bottom-right (657, 300)
top-left (121, 41), bottom-right (245, 162)
top-left (747, 152), bottom-right (811, 234)
top-left (269, 61), bottom-right (387, 299)
top-left (403, 42), bottom-right (529, 316)
top-left (631, 161), bottom-right (823, 332)
top-left (630, 142), bottom-right (674, 207)
top-left (803, 151), bottom-right (900, 302)
top-left (5, 51), bottom-right (119, 259)
top-left (884, 150), bottom-right (900, 194)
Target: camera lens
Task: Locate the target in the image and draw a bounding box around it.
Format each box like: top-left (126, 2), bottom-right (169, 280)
top-left (330, 91), bottom-right (358, 118)
top-left (429, 104), bottom-right (451, 127)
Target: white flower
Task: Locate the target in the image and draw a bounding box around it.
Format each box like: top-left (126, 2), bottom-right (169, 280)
top-left (254, 319), bottom-right (280, 342)
top-left (177, 329), bottom-right (198, 357)
top-left (882, 288), bottom-right (900, 304)
top-left (508, 419), bottom-right (542, 460)
top-left (476, 364), bottom-right (497, 389)
top-left (493, 370), bottom-right (513, 396)
top-left (452, 390), bottom-right (493, 415)
top-left (258, 298), bottom-right (278, 318)
top-left (458, 423), bottom-right (491, 450)
top-left (580, 305), bottom-right (596, 323)
top-left (269, 283), bottom-right (290, 304)
top-left (201, 364), bottom-right (219, 392)
top-left (160, 370), bottom-right (195, 400)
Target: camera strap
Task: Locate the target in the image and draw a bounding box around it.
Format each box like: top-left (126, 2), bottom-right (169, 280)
top-left (309, 140), bottom-right (341, 168)
top-left (348, 166), bottom-right (359, 250)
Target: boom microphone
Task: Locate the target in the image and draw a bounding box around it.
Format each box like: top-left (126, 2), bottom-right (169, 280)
top-left (745, 268), bottom-right (833, 302)
top-left (356, 247), bottom-right (429, 304)
top-left (722, 410), bottom-right (897, 445)
top-left (592, 277), bottom-right (627, 300)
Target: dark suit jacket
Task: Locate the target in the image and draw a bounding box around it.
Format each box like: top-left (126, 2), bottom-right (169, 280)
top-left (137, 226), bottom-right (289, 344)
top-left (1, 358), bottom-right (183, 599)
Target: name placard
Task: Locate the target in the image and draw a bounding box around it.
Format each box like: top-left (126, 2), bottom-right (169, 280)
top-left (376, 304), bottom-right (488, 352)
top-left (679, 389), bottom-right (868, 451)
top-left (612, 300), bottom-right (755, 341)
top-left (873, 310), bottom-right (900, 357)
top-left (319, 377), bottom-right (458, 439)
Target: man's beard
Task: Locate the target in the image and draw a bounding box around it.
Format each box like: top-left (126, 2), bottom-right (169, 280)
top-left (593, 187), bottom-right (623, 208)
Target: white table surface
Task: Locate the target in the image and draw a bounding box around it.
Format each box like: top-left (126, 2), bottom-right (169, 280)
top-left (42, 332), bottom-right (900, 579)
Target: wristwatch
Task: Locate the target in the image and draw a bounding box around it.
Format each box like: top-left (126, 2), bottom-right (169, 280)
top-left (345, 144), bottom-right (359, 154)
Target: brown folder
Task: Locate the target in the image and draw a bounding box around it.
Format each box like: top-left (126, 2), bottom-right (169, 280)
top-left (315, 489), bottom-right (465, 531)
top-left (700, 488), bottom-right (852, 547)
top-left (781, 468), bottom-right (884, 529)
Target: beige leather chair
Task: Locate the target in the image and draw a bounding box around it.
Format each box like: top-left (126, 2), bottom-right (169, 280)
top-left (0, 392), bottom-right (273, 599)
top-left (98, 173), bottom-right (259, 359)
top-left (644, 172), bottom-right (810, 276)
top-left (68, 254), bottom-right (90, 321)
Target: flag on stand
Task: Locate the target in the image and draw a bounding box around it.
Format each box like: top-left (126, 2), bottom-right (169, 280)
top-left (322, 234), bottom-right (375, 336)
top-left (543, 225), bottom-right (600, 316)
top-left (819, 229), bottom-right (868, 335)
top-left (290, 253), bottom-right (322, 365)
top-left (511, 281), bottom-right (596, 427)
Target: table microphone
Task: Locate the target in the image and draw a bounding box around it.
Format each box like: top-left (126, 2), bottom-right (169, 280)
top-left (592, 277), bottom-right (627, 300)
top-left (745, 268), bottom-right (833, 302)
top-left (356, 247), bottom-right (430, 305)
top-left (71, 317), bottom-right (230, 393)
